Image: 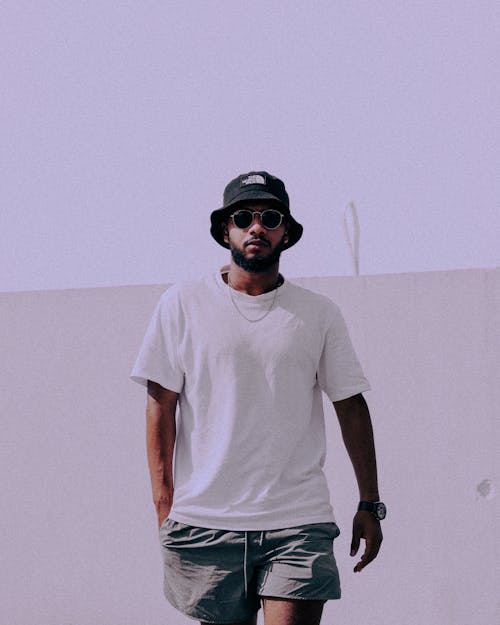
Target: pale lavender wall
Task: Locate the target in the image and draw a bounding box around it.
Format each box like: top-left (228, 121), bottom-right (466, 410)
top-left (1, 268), bottom-right (498, 624)
top-left (2, 2), bottom-right (499, 293)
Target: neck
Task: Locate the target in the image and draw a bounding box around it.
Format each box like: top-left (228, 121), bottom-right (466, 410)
top-left (224, 260), bottom-right (282, 296)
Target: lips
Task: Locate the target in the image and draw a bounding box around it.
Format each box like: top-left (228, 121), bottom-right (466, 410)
top-left (246, 239), bottom-right (268, 248)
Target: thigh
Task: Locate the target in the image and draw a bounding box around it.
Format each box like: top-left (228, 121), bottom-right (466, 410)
top-left (201, 617), bottom-right (257, 625)
top-left (262, 597), bottom-right (325, 625)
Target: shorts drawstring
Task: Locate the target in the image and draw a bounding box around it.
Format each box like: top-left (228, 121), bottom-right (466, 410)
top-left (243, 531), bottom-right (265, 597)
top-left (243, 531), bottom-right (248, 598)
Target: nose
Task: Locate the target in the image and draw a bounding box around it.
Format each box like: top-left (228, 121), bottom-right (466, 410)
top-left (248, 213), bottom-right (267, 235)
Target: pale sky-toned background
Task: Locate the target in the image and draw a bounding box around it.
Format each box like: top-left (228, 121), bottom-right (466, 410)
top-left (2, 1), bottom-right (499, 293)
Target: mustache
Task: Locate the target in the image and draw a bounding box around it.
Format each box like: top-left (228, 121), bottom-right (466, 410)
top-left (245, 237), bottom-right (269, 247)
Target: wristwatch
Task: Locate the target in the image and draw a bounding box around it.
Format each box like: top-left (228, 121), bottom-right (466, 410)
top-left (358, 501), bottom-right (387, 520)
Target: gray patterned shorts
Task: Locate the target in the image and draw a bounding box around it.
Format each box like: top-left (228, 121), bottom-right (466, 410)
top-left (159, 519), bottom-right (341, 623)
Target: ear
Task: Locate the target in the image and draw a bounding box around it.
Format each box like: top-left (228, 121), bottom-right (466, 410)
top-left (222, 223), bottom-right (229, 243)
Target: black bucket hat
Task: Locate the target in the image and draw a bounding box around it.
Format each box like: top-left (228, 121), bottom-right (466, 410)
top-left (210, 171), bottom-right (303, 249)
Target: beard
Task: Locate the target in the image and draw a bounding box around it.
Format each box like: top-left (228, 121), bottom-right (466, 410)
top-left (230, 233), bottom-right (287, 273)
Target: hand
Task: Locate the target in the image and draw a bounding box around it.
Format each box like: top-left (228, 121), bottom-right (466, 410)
top-left (157, 504), bottom-right (171, 529)
top-left (154, 485), bottom-right (173, 528)
top-left (350, 510), bottom-right (383, 572)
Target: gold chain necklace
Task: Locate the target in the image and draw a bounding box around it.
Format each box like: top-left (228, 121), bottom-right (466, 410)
top-left (227, 274), bottom-right (282, 323)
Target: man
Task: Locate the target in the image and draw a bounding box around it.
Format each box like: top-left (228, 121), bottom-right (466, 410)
top-left (131, 171), bottom-right (385, 625)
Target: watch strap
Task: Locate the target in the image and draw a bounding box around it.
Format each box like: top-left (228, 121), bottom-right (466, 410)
top-left (358, 500), bottom-right (386, 519)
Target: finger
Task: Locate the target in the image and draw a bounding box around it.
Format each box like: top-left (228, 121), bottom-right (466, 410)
top-left (354, 539), bottom-right (371, 573)
top-left (353, 536), bottom-right (367, 572)
top-left (354, 537), bottom-right (382, 572)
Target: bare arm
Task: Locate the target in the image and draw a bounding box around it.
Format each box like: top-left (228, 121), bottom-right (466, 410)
top-left (146, 380), bottom-right (178, 528)
top-left (333, 393), bottom-right (383, 572)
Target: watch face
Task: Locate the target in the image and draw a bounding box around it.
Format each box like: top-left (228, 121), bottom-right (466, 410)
top-left (375, 503), bottom-right (387, 520)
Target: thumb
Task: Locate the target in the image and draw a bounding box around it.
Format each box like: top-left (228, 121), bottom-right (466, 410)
top-left (351, 524), bottom-right (362, 556)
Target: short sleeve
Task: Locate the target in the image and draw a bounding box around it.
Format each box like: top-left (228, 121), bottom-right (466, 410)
top-left (317, 303), bottom-right (370, 402)
top-left (130, 289), bottom-right (185, 393)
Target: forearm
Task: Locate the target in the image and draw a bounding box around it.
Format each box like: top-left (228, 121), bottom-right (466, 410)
top-left (146, 409), bottom-right (176, 498)
top-left (146, 382), bottom-right (178, 511)
top-left (334, 393), bottom-right (380, 501)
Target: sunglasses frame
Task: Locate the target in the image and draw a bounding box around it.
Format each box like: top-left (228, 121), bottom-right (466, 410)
top-left (230, 209), bottom-right (285, 231)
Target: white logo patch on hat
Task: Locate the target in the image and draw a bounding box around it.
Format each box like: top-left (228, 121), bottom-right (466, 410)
top-left (241, 174), bottom-right (266, 186)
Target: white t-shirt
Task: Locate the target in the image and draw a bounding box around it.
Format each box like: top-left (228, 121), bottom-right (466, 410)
top-left (131, 267), bottom-right (370, 530)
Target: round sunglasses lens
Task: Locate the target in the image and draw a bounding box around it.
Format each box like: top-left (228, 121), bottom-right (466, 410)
top-left (261, 210), bottom-right (282, 229)
top-left (233, 211), bottom-right (253, 228)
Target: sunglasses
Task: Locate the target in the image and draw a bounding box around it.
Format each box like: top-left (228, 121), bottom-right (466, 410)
top-left (230, 209), bottom-right (284, 230)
